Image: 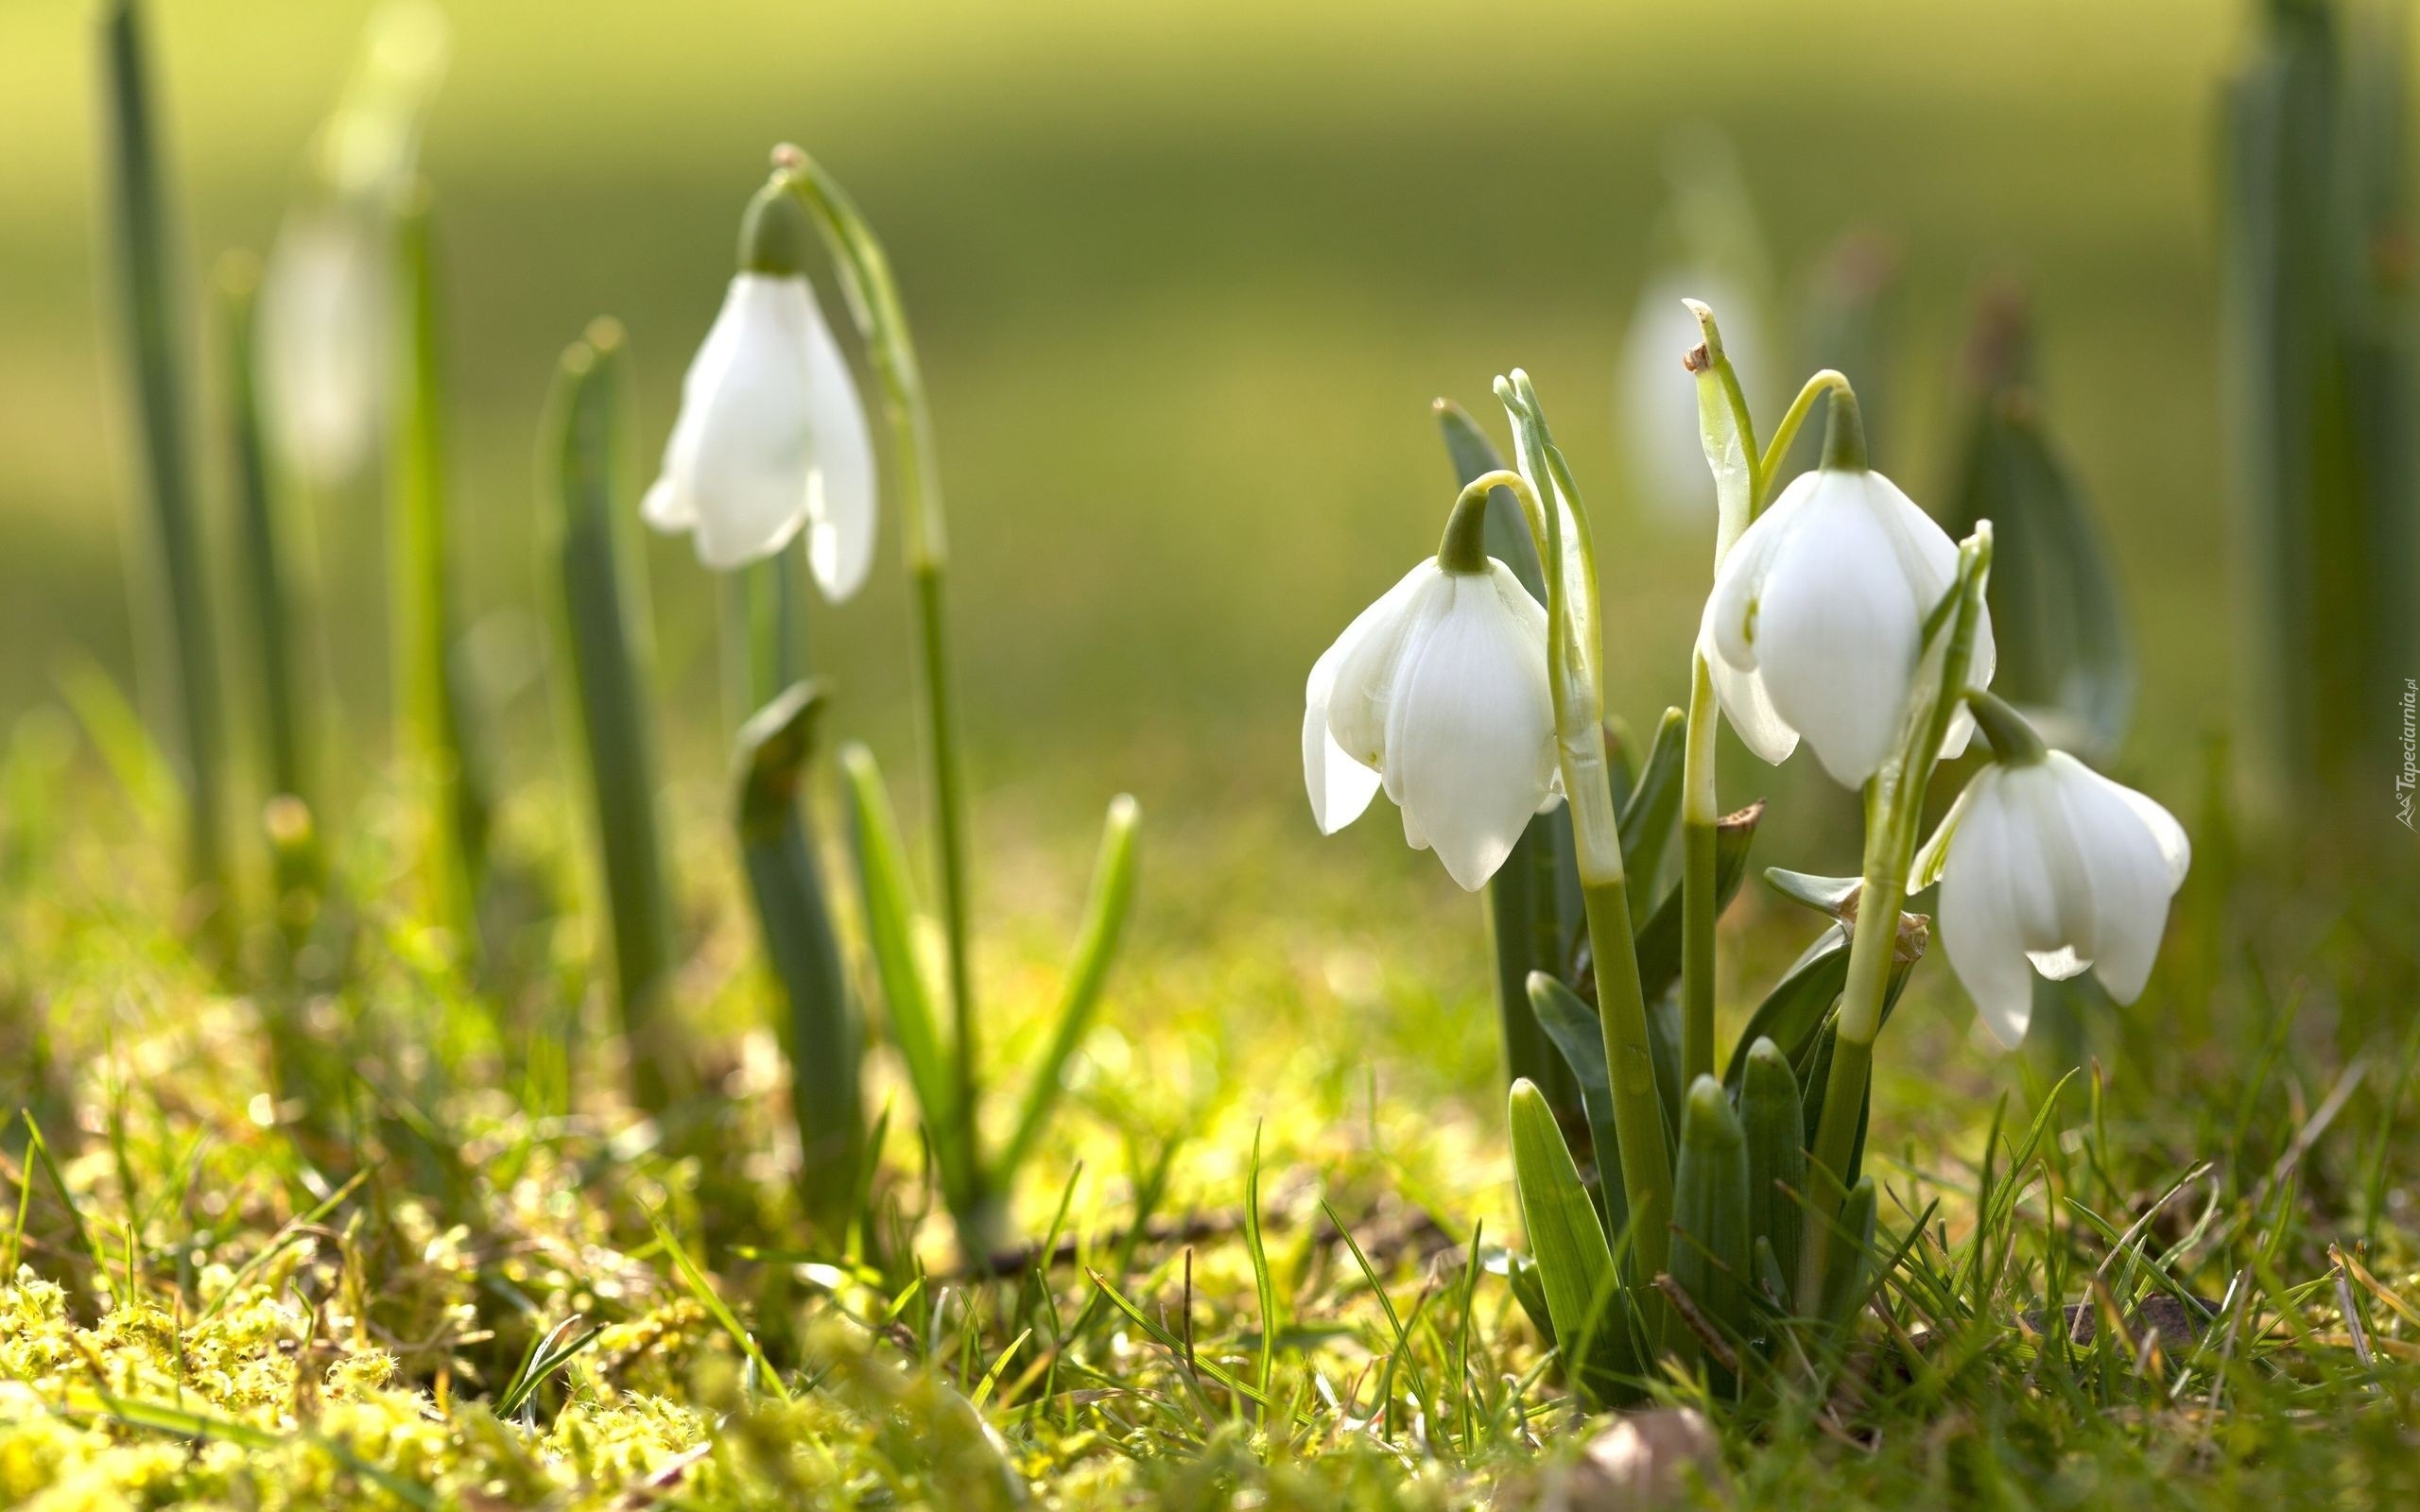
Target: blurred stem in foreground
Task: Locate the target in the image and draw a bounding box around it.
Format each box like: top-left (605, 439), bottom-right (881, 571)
top-left (543, 321), bottom-right (686, 1113)
top-left (390, 180), bottom-right (490, 949)
top-left (216, 253), bottom-right (323, 911)
top-left (2221, 0), bottom-right (2414, 810)
top-left (737, 683), bottom-right (861, 1238)
top-left (99, 0), bottom-right (230, 936)
top-left (779, 148), bottom-right (978, 1131)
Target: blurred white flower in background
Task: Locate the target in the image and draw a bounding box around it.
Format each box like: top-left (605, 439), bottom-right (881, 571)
top-left (256, 0), bottom-right (448, 490)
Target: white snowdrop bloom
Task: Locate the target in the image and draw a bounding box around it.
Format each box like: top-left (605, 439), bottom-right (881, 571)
top-left (258, 207), bottom-right (389, 489)
top-left (643, 182), bottom-right (876, 596)
top-left (1619, 268), bottom-right (1771, 524)
top-left (1703, 460), bottom-right (1996, 786)
top-left (1933, 749), bottom-right (2190, 1046)
top-left (1304, 539), bottom-right (1559, 891)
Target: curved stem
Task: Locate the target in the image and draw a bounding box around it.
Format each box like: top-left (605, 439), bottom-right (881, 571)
top-left (783, 151), bottom-right (980, 1190)
top-left (1754, 369), bottom-right (1853, 509)
top-left (1494, 376), bottom-right (1671, 1333)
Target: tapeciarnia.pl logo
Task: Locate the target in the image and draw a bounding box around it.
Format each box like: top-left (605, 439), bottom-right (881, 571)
top-left (2399, 677), bottom-right (2417, 832)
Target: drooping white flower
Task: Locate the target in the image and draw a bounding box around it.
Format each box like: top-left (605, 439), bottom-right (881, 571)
top-left (1620, 267), bottom-right (1772, 523)
top-left (1304, 555), bottom-right (1559, 891)
top-left (643, 181), bottom-right (875, 596)
top-left (258, 206), bottom-right (390, 488)
top-left (1703, 463), bottom-right (1996, 786)
top-left (1931, 750), bottom-right (2189, 1045)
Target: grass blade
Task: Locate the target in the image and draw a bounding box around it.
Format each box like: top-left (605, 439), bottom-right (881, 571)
top-left (999, 793), bottom-right (1140, 1183)
top-left (839, 742), bottom-right (972, 1215)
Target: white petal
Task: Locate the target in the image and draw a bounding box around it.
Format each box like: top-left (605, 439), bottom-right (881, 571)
top-left (1869, 472), bottom-right (1996, 761)
top-left (640, 475), bottom-right (692, 531)
top-left (1936, 774), bottom-right (2036, 1046)
top-left (645, 275), bottom-right (751, 536)
top-left (1303, 642), bottom-right (1380, 834)
top-left (2050, 754), bottom-right (2184, 1004)
top-left (1323, 561), bottom-right (1444, 771)
top-left (686, 276), bottom-right (823, 570)
top-left (1388, 566), bottom-right (1558, 891)
top-left (2114, 777), bottom-right (2192, 890)
top-left (1696, 593), bottom-right (1799, 764)
top-left (1750, 472), bottom-right (1924, 785)
top-left (1704, 470), bottom-right (1816, 674)
top-left (794, 291), bottom-right (879, 601)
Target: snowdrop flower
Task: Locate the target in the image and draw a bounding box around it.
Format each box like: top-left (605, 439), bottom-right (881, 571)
top-left (258, 207), bottom-right (389, 488)
top-left (1927, 701), bottom-right (2189, 1045)
top-left (1703, 400), bottom-right (1996, 786)
top-left (1304, 491), bottom-right (1558, 891)
top-left (643, 176), bottom-right (876, 596)
top-left (1621, 266), bottom-right (1772, 523)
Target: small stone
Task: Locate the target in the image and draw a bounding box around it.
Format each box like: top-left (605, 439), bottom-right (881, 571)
top-left (1554, 1407), bottom-right (1725, 1511)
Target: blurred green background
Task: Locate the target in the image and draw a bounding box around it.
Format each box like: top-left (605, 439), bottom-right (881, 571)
top-left (0, 0), bottom-right (2341, 885)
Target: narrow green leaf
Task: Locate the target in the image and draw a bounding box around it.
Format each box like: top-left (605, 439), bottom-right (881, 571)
top-left (543, 321), bottom-right (684, 1111)
top-left (1509, 1079), bottom-right (1633, 1402)
top-left (1721, 925), bottom-right (1850, 1090)
top-left (1669, 1076), bottom-right (1752, 1358)
top-left (1527, 972), bottom-right (1625, 1240)
top-left (99, 0), bottom-right (228, 919)
top-left (1818, 1175), bottom-right (1879, 1332)
top-left (1634, 800), bottom-right (1761, 1002)
top-left (1616, 706), bottom-right (1686, 901)
top-left (735, 682), bottom-right (859, 1234)
top-left (999, 793), bottom-right (1141, 1182)
top-left (1738, 1039), bottom-right (1806, 1312)
top-left (838, 742), bottom-right (970, 1210)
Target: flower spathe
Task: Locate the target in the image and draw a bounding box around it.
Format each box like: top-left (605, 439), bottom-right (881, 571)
top-left (1703, 465), bottom-right (1997, 786)
top-left (1934, 750), bottom-right (2190, 1045)
top-left (1304, 557), bottom-right (1559, 891)
top-left (642, 270), bottom-right (877, 596)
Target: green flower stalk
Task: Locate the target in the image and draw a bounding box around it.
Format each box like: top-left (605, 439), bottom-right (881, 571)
top-left (648, 147), bottom-right (1141, 1254)
top-left (1798, 519), bottom-right (1995, 1301)
top-left (541, 321), bottom-right (686, 1113)
top-left (98, 0), bottom-right (230, 934)
top-left (1495, 374), bottom-right (1676, 1310)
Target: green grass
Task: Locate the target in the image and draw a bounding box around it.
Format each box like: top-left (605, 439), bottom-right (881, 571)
top-left (2, 718), bottom-right (2417, 1506)
top-left (5, 1), bottom-right (2420, 1505)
